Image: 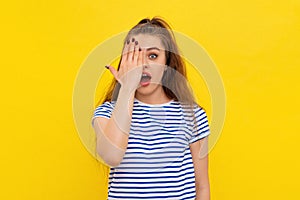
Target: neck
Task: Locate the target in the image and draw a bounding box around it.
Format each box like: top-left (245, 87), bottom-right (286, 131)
top-left (135, 86), bottom-right (171, 105)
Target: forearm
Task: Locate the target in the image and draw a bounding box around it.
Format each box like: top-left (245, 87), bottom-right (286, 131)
top-left (111, 87), bottom-right (135, 135)
top-left (95, 87), bottom-right (135, 166)
top-left (196, 186), bottom-right (210, 200)
top-left (191, 138), bottom-right (210, 200)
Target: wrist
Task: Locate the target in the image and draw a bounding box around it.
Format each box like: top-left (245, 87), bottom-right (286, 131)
top-left (111, 86), bottom-right (135, 134)
top-left (118, 85), bottom-right (136, 98)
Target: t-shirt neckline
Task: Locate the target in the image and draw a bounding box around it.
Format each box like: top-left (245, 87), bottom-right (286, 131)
top-left (134, 98), bottom-right (174, 107)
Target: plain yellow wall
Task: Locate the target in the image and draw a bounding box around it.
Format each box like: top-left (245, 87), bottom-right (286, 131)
top-left (1, 0), bottom-right (299, 199)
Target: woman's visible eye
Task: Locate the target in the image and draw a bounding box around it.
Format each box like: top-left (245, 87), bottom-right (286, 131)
top-left (148, 54), bottom-right (158, 59)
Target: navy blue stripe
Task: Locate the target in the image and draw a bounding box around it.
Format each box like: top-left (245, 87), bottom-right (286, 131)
top-left (110, 172), bottom-right (195, 180)
top-left (123, 154), bottom-right (191, 160)
top-left (108, 174), bottom-right (194, 185)
top-left (126, 145), bottom-right (184, 151)
top-left (129, 136), bottom-right (187, 143)
top-left (127, 140), bottom-right (187, 146)
top-left (120, 159), bottom-right (194, 165)
top-left (108, 189), bottom-right (196, 199)
top-left (110, 163), bottom-right (194, 175)
top-left (116, 165), bottom-right (194, 170)
top-left (123, 150), bottom-right (184, 155)
top-left (194, 124), bottom-right (209, 133)
top-left (111, 185), bottom-right (196, 193)
top-left (109, 180), bottom-right (195, 189)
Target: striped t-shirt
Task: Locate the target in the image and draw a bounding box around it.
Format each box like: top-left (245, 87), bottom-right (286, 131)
top-left (92, 98), bottom-right (210, 200)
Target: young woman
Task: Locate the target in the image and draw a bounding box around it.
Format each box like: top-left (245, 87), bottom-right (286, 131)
top-left (92, 17), bottom-right (210, 200)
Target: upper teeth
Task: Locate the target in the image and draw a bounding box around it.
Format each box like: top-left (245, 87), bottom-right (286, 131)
top-left (142, 74), bottom-right (148, 77)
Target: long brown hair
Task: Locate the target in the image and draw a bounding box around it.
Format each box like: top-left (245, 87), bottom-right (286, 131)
top-left (98, 17), bottom-right (195, 106)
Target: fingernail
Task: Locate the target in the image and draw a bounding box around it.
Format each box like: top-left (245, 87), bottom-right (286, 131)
top-left (126, 40), bottom-right (130, 44)
top-left (131, 38), bottom-right (135, 42)
top-left (135, 41), bottom-right (138, 45)
top-left (105, 65), bottom-right (110, 69)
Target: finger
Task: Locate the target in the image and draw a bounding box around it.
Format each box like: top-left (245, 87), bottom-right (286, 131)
top-left (137, 47), bottom-right (143, 67)
top-left (133, 41), bottom-right (139, 64)
top-left (121, 39), bottom-right (130, 63)
top-left (119, 55), bottom-right (125, 69)
top-left (127, 38), bottom-right (135, 62)
top-left (120, 39), bottom-right (131, 75)
top-left (105, 66), bottom-right (119, 82)
top-left (142, 48), bottom-right (146, 67)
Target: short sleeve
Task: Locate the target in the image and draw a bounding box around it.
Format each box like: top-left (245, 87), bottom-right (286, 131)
top-left (91, 101), bottom-right (114, 127)
top-left (189, 105), bottom-right (210, 144)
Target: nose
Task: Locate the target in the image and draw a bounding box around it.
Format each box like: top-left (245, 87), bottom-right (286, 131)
top-left (142, 54), bottom-right (149, 69)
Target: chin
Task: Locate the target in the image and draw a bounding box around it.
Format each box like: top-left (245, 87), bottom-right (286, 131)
top-left (136, 83), bottom-right (160, 96)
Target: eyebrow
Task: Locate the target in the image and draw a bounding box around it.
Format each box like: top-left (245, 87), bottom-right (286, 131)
top-left (146, 47), bottom-right (161, 51)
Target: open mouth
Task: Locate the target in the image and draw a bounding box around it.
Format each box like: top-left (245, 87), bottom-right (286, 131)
top-left (140, 72), bottom-right (152, 86)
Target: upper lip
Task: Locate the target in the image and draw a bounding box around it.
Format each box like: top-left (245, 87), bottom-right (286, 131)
top-left (141, 71), bottom-right (151, 78)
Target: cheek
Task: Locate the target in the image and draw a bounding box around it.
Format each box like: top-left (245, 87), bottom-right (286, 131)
top-left (151, 67), bottom-right (165, 83)
top-left (158, 55), bottom-right (167, 65)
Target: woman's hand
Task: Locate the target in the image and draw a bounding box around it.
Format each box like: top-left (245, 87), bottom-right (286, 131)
top-left (106, 38), bottom-right (144, 92)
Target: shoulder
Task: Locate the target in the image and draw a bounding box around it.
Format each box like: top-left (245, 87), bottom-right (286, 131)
top-left (93, 101), bottom-right (116, 119)
top-left (177, 101), bottom-right (206, 114)
top-left (95, 101), bottom-right (115, 110)
top-left (192, 103), bottom-right (206, 115)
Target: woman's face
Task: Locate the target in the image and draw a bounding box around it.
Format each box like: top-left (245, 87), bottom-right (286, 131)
top-left (130, 34), bottom-right (167, 98)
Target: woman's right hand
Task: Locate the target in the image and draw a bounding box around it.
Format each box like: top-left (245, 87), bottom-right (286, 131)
top-left (106, 37), bottom-right (144, 92)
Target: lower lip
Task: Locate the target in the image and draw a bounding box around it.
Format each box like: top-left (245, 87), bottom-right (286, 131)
top-left (140, 81), bottom-right (150, 87)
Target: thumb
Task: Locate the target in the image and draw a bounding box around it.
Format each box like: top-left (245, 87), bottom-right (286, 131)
top-left (105, 65), bottom-right (119, 81)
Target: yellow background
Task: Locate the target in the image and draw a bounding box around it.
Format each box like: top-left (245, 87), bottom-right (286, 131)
top-left (1, 0), bottom-right (299, 199)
